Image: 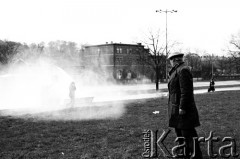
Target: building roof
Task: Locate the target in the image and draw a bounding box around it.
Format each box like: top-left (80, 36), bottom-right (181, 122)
top-left (84, 42), bottom-right (144, 48)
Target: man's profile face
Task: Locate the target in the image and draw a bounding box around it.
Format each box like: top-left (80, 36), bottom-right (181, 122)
top-left (169, 58), bottom-right (174, 67)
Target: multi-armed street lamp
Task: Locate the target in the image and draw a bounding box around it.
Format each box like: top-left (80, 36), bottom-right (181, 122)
top-left (156, 9), bottom-right (177, 82)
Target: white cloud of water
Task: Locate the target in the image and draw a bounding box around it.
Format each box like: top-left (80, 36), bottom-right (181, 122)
top-left (0, 52), bottom-right (129, 120)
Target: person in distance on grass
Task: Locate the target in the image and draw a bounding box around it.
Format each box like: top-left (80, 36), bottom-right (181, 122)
top-left (69, 81), bottom-right (76, 108)
top-left (208, 78), bottom-right (215, 92)
top-left (167, 52), bottom-right (202, 159)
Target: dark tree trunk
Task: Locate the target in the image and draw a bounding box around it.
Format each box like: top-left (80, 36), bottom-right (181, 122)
top-left (155, 66), bottom-right (160, 90)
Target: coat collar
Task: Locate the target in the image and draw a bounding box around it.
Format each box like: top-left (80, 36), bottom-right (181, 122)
top-left (168, 62), bottom-right (185, 83)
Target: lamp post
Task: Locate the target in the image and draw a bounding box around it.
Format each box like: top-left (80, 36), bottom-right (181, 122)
top-left (156, 9), bottom-right (177, 82)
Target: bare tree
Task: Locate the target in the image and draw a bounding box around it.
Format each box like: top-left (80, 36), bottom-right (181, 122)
top-left (12, 42), bottom-right (45, 62)
top-left (216, 56), bottom-right (228, 75)
top-left (0, 40), bottom-right (21, 64)
top-left (184, 53), bottom-right (202, 79)
top-left (184, 53), bottom-right (201, 71)
top-left (46, 40), bottom-right (80, 64)
top-left (138, 30), bottom-right (168, 90)
top-left (201, 53), bottom-right (219, 79)
top-left (228, 32), bottom-right (240, 74)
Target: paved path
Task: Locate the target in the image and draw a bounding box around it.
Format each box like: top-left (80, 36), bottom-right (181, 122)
top-left (85, 80), bottom-right (240, 92)
top-left (92, 86), bottom-right (240, 103)
top-left (92, 80), bottom-right (240, 102)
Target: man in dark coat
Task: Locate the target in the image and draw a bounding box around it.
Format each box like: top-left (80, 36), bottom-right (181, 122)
top-left (168, 52), bottom-right (202, 159)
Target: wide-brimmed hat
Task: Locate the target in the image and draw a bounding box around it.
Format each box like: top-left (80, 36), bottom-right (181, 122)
top-left (168, 52), bottom-right (184, 60)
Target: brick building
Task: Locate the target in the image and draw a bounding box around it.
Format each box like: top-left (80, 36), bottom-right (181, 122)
top-left (81, 42), bottom-right (152, 82)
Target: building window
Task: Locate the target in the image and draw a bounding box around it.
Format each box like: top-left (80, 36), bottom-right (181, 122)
top-left (127, 49), bottom-right (130, 54)
top-left (119, 58), bottom-right (123, 65)
top-left (129, 49), bottom-right (132, 54)
top-left (117, 47), bottom-right (122, 54)
top-left (128, 57), bottom-right (132, 64)
top-left (116, 57), bottom-right (123, 65)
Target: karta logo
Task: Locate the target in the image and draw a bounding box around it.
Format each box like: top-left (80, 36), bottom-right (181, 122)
top-left (142, 129), bottom-right (239, 158)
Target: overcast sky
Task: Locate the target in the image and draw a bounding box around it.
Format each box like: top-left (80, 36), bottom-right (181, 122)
top-left (1, 0), bottom-right (240, 55)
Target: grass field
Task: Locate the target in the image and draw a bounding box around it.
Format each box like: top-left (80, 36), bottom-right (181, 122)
top-left (1, 90), bottom-right (240, 159)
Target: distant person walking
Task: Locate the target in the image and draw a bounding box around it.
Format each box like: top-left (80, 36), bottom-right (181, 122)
top-left (208, 78), bottom-right (215, 92)
top-left (167, 52), bottom-right (202, 159)
top-left (69, 82), bottom-right (76, 108)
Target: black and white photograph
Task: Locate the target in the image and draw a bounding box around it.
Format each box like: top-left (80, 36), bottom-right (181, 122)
top-left (0, 0), bottom-right (240, 158)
